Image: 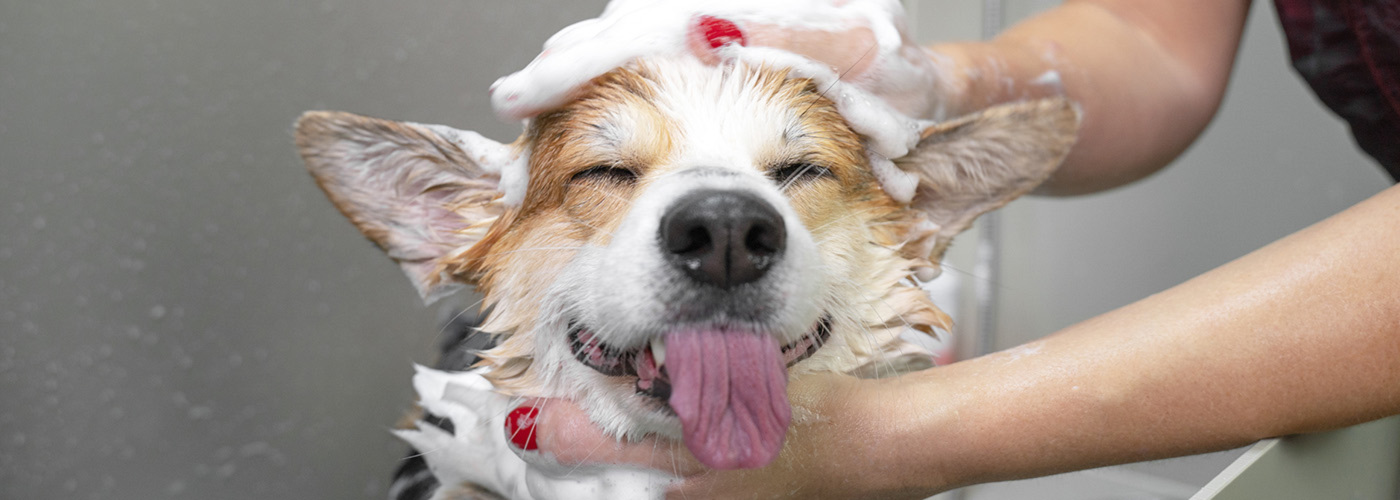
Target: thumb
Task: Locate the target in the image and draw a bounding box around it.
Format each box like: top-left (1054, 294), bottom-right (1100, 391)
top-left (507, 397), bottom-right (706, 476)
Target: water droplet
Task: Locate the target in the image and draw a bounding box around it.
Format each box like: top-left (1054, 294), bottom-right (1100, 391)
top-left (149, 305), bottom-right (166, 319)
top-left (32, 216), bottom-right (46, 230)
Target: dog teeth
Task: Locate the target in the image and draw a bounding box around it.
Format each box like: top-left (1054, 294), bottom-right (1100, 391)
top-left (650, 336), bottom-right (666, 367)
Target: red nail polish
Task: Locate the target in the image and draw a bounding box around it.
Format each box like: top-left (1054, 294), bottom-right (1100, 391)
top-left (505, 405), bottom-right (540, 451)
top-left (696, 15), bottom-right (745, 49)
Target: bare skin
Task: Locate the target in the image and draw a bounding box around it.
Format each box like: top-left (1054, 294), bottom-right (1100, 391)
top-left (522, 0), bottom-right (1400, 497)
top-left (931, 0), bottom-right (1252, 194)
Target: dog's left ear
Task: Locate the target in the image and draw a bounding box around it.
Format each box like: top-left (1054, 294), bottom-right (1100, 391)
top-left (896, 97), bottom-right (1081, 262)
top-left (295, 111), bottom-right (520, 303)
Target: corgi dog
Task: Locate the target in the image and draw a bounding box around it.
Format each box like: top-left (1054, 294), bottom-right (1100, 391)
top-left (295, 56), bottom-right (1078, 499)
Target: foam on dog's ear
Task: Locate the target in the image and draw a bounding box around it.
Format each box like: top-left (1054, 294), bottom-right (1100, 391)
top-left (295, 111), bottom-right (520, 303)
top-left (896, 98), bottom-right (1081, 263)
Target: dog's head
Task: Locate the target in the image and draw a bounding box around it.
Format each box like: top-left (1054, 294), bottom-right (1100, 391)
top-left (296, 57), bottom-right (1078, 469)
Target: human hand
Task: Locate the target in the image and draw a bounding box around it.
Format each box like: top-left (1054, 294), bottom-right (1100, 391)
top-left (489, 0), bottom-right (957, 124)
top-left (396, 367), bottom-right (677, 500)
top-left (508, 371), bottom-right (948, 499)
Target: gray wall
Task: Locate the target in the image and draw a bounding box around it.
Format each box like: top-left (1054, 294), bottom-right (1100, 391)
top-left (1, 1), bottom-right (606, 499)
top-left (3, 1), bottom-right (1394, 500)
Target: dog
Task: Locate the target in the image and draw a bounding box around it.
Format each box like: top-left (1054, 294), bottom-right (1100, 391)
top-left (295, 56), bottom-right (1078, 499)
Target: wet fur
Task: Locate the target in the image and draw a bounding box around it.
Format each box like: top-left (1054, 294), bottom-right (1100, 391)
top-left (296, 56), bottom-right (1079, 496)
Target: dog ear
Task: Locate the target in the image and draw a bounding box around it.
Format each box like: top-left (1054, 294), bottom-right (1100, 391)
top-left (294, 111), bottom-right (520, 303)
top-left (896, 98), bottom-right (1081, 263)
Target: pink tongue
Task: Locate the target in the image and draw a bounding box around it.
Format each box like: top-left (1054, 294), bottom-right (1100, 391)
top-left (665, 329), bottom-right (790, 469)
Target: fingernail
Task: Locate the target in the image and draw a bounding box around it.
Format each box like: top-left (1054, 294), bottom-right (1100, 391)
top-left (505, 405), bottom-right (540, 451)
top-left (695, 15), bottom-right (745, 49)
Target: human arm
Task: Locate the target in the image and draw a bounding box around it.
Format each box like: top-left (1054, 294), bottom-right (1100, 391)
top-left (929, 0), bottom-right (1251, 194)
top-left (834, 183), bottom-right (1400, 496)
top-left (518, 180), bottom-right (1400, 498)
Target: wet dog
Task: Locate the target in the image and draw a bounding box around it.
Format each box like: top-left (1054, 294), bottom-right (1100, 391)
top-left (295, 57), bottom-right (1078, 498)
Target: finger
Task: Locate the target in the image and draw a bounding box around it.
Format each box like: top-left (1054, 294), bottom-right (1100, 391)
top-left (525, 398), bottom-right (707, 475)
top-left (503, 400), bottom-right (542, 451)
top-left (751, 23), bottom-right (878, 79)
top-left (686, 15), bottom-right (747, 65)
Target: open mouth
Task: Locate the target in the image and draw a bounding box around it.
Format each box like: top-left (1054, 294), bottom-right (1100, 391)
top-left (567, 317), bottom-right (832, 401)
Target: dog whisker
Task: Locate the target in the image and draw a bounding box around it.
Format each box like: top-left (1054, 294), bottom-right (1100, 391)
top-left (574, 182), bottom-right (638, 205)
top-left (932, 260), bottom-right (1004, 288)
top-left (806, 207), bottom-right (885, 235)
top-left (293, 43), bottom-right (1065, 495)
top-left (823, 273), bottom-right (923, 378)
top-left (433, 297), bottom-right (488, 347)
top-left (778, 162), bottom-right (822, 191)
top-left (799, 40), bottom-right (878, 120)
top-left (562, 428), bottom-right (614, 479)
top-left (566, 214), bottom-right (621, 240)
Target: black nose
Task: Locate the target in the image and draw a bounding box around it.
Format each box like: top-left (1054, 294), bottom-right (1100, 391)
top-left (659, 189), bottom-right (787, 288)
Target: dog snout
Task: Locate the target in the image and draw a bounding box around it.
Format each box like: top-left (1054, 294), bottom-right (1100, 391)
top-left (659, 189), bottom-right (786, 288)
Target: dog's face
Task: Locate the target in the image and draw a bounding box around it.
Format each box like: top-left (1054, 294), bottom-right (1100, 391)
top-left (296, 57), bottom-right (1078, 469)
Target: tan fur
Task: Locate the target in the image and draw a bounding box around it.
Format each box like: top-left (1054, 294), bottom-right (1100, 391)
top-left (440, 62), bottom-right (958, 392)
top-left (896, 98), bottom-right (1081, 263)
top-left (295, 111), bottom-right (515, 302)
top-left (294, 59), bottom-right (1081, 477)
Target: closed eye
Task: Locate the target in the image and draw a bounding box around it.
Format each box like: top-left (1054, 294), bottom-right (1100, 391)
top-left (570, 165), bottom-right (638, 184)
top-left (769, 162), bottom-right (832, 187)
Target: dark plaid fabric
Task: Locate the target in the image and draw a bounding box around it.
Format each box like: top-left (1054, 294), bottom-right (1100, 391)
top-left (1274, 0), bottom-right (1400, 180)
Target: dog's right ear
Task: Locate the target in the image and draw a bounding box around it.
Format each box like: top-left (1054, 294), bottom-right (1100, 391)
top-left (294, 111), bottom-right (519, 304)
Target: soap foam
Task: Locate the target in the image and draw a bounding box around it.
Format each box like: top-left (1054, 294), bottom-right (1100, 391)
top-left (489, 0), bottom-right (945, 202)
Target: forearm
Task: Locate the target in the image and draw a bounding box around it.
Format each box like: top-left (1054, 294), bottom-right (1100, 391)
top-left (866, 184), bottom-right (1400, 494)
top-left (928, 0), bottom-right (1250, 195)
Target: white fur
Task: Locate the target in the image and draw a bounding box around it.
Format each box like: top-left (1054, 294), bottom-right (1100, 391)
top-left (523, 59), bottom-right (836, 441)
top-left (400, 59), bottom-right (895, 498)
top-left (375, 59), bottom-right (1080, 500)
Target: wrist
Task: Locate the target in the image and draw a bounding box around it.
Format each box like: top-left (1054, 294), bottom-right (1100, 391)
top-left (852, 370), bottom-right (966, 497)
